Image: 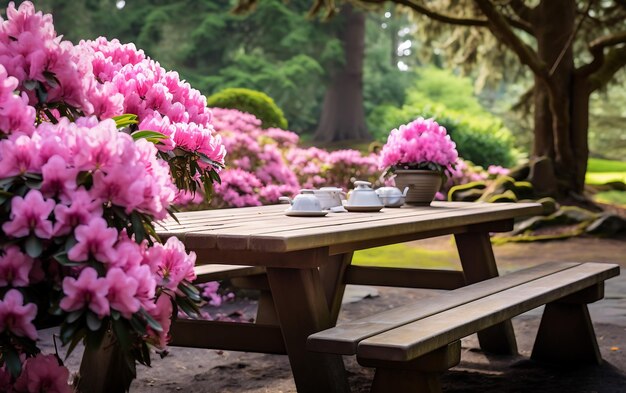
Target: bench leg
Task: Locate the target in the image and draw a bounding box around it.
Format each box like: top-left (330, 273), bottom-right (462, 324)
top-left (531, 302), bottom-right (602, 365)
top-left (361, 341), bottom-right (461, 393)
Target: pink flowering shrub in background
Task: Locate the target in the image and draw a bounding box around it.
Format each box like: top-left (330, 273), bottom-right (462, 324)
top-left (208, 108), bottom-right (383, 207)
top-left (379, 117), bottom-right (458, 179)
top-left (0, 2), bottom-right (225, 391)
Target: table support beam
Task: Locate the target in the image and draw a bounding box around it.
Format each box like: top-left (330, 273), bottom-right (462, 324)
top-left (455, 230), bottom-right (518, 355)
top-left (267, 266), bottom-right (351, 393)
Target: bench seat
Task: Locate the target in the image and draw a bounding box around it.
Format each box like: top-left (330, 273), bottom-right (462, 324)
top-left (308, 262), bottom-right (620, 393)
top-left (193, 264), bottom-right (265, 283)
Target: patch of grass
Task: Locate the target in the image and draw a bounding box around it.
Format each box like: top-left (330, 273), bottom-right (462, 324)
top-left (593, 190), bottom-right (626, 206)
top-left (587, 158), bottom-right (626, 173)
top-left (352, 243), bottom-right (460, 270)
top-left (586, 172), bottom-right (626, 184)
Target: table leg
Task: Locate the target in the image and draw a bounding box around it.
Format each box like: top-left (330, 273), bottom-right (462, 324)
top-left (266, 266), bottom-right (351, 393)
top-left (455, 231), bottom-right (518, 355)
top-left (319, 252), bottom-right (353, 324)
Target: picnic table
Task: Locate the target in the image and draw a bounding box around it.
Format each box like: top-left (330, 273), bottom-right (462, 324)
top-left (157, 201), bottom-right (543, 393)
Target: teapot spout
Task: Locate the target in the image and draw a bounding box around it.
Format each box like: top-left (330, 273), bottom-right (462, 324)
top-left (401, 187), bottom-right (409, 197)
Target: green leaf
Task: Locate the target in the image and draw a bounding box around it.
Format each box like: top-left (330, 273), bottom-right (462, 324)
top-left (4, 347), bottom-right (22, 378)
top-left (53, 252), bottom-right (82, 267)
top-left (129, 314), bottom-right (147, 335)
top-left (65, 327), bottom-right (87, 359)
top-left (76, 171), bottom-right (93, 188)
top-left (25, 235), bottom-right (43, 258)
top-left (178, 280), bottom-right (201, 302)
top-left (66, 309), bottom-right (84, 324)
top-left (23, 80), bottom-right (37, 90)
top-left (86, 311), bottom-right (103, 331)
top-left (113, 114), bottom-right (139, 128)
top-left (140, 307), bottom-right (163, 332)
top-left (112, 319), bottom-right (133, 351)
top-left (131, 212), bottom-right (145, 243)
top-left (131, 130), bottom-right (168, 142)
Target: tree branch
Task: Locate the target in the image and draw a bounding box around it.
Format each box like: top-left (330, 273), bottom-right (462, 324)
top-left (360, 0), bottom-right (488, 26)
top-left (577, 30), bottom-right (626, 78)
top-left (473, 0), bottom-right (550, 82)
top-left (352, 0), bottom-right (534, 33)
top-left (588, 44), bottom-right (626, 91)
top-left (508, 0), bottom-right (533, 22)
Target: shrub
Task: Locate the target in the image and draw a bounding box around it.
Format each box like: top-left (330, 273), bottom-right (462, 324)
top-left (207, 88), bottom-right (288, 129)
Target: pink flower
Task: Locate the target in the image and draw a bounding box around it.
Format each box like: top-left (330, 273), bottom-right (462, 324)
top-left (67, 217), bottom-right (118, 263)
top-left (53, 188), bottom-right (103, 236)
top-left (60, 267), bottom-right (110, 318)
top-left (2, 189), bottom-right (55, 239)
top-left (147, 294), bottom-right (172, 349)
top-left (0, 134), bottom-right (42, 177)
top-left (105, 268), bottom-right (140, 319)
top-left (0, 246), bottom-right (34, 287)
top-left (0, 289), bottom-right (38, 340)
top-left (13, 354), bottom-right (71, 393)
top-left (155, 237), bottom-right (196, 291)
top-left (40, 155), bottom-right (77, 198)
top-left (379, 117), bottom-right (458, 172)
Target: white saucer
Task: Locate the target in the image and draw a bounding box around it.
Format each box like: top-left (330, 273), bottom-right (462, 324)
top-left (285, 209), bottom-right (328, 217)
top-left (344, 205), bottom-right (384, 212)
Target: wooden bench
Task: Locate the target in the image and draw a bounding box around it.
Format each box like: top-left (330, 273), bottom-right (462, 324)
top-left (307, 262), bottom-right (620, 393)
top-left (193, 264), bottom-right (265, 283)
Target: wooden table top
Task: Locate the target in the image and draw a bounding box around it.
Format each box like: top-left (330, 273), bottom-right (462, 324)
top-left (158, 202), bottom-right (542, 253)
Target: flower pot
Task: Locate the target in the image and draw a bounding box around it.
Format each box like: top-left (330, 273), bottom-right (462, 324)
top-left (393, 169), bottom-right (442, 205)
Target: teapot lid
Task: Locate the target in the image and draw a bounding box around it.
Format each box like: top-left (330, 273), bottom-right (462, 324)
top-left (353, 180), bottom-right (374, 191)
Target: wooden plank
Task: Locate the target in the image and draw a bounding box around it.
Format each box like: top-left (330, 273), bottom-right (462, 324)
top-left (357, 263), bottom-right (620, 362)
top-left (169, 319), bottom-right (285, 354)
top-left (193, 264), bottom-right (264, 283)
top-left (345, 266), bottom-right (465, 290)
top-left (191, 247), bottom-right (334, 268)
top-left (245, 203), bottom-right (542, 252)
top-left (307, 262), bottom-right (579, 355)
top-left (157, 203), bottom-right (542, 253)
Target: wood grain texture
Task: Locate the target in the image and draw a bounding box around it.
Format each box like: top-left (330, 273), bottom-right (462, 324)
top-left (357, 263), bottom-right (619, 362)
top-left (169, 320), bottom-right (285, 354)
top-left (193, 264), bottom-right (264, 283)
top-left (456, 230), bottom-right (517, 355)
top-left (157, 202), bottom-right (543, 253)
top-left (345, 266), bottom-right (465, 290)
top-left (307, 262), bottom-right (579, 355)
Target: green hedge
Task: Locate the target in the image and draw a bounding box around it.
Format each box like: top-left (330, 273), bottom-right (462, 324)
top-left (207, 88), bottom-right (288, 129)
top-left (370, 104), bottom-right (516, 168)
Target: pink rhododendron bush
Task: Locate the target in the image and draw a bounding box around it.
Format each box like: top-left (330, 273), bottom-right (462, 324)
top-left (209, 107), bottom-right (381, 208)
top-left (0, 2), bottom-right (225, 391)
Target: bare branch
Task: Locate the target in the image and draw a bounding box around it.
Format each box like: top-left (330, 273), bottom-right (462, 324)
top-left (577, 30), bottom-right (626, 78)
top-left (473, 0), bottom-right (550, 82)
top-left (588, 44), bottom-right (626, 91)
top-left (360, 0), bottom-right (488, 26)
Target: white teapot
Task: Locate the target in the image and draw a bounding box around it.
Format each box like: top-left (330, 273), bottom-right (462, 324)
top-left (375, 186), bottom-right (409, 208)
top-left (346, 181), bottom-right (383, 210)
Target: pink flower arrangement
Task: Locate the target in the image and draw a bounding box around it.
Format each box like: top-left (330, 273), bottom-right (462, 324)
top-left (0, 2), bottom-right (218, 390)
top-left (379, 117), bottom-right (458, 178)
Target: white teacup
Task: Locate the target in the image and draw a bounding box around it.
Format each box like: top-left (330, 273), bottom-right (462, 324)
top-left (314, 187), bottom-right (346, 210)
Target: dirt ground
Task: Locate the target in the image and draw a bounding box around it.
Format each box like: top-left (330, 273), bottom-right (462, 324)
top-left (42, 235), bottom-right (626, 392)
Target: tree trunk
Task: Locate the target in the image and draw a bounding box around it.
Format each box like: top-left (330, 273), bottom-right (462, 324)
top-left (531, 0), bottom-right (586, 196)
top-left (314, 4), bottom-right (370, 142)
